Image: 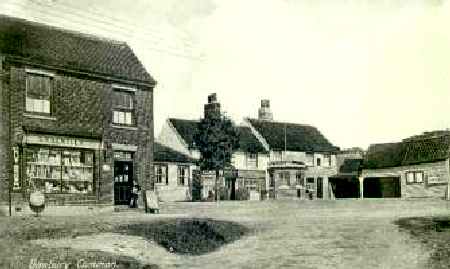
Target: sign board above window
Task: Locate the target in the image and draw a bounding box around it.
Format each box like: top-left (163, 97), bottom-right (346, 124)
top-left (23, 134), bottom-right (101, 149)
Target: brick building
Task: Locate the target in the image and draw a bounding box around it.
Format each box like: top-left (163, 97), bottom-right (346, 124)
top-left (361, 131), bottom-right (450, 199)
top-left (0, 16), bottom-right (156, 210)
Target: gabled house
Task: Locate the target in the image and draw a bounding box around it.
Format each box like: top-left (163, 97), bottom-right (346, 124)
top-left (153, 142), bottom-right (197, 202)
top-left (158, 118), bottom-right (269, 200)
top-left (361, 131), bottom-right (450, 199)
top-left (157, 95), bottom-right (269, 200)
top-left (244, 100), bottom-right (340, 200)
top-left (0, 15), bottom-right (156, 212)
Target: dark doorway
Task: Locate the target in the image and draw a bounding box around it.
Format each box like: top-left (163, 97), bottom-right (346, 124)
top-left (317, 177), bottom-right (323, 199)
top-left (363, 177), bottom-right (401, 198)
top-left (230, 178), bottom-right (236, 200)
top-left (114, 161), bottom-right (133, 205)
top-left (329, 178), bottom-right (360, 198)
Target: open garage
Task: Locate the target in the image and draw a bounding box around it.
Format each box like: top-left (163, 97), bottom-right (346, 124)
top-left (363, 177), bottom-right (401, 198)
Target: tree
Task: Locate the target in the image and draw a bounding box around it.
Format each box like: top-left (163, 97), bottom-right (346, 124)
top-left (193, 114), bottom-right (239, 201)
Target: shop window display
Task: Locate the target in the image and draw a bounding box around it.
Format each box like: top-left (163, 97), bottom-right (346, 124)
top-left (25, 147), bottom-right (94, 194)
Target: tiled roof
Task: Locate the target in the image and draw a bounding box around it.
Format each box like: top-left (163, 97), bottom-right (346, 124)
top-left (364, 135), bottom-right (450, 169)
top-left (154, 142), bottom-right (196, 163)
top-left (364, 142), bottom-right (405, 169)
top-left (0, 15), bottom-right (155, 85)
top-left (402, 135), bottom-right (450, 165)
top-left (168, 118), bottom-right (266, 153)
top-left (246, 118), bottom-right (339, 152)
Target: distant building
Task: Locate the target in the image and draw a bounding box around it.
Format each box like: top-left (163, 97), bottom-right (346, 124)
top-left (244, 100), bottom-right (340, 200)
top-left (153, 142), bottom-right (197, 202)
top-left (361, 131), bottom-right (450, 199)
top-left (0, 16), bottom-right (157, 211)
top-left (328, 148), bottom-right (365, 199)
top-left (157, 94), bottom-right (268, 200)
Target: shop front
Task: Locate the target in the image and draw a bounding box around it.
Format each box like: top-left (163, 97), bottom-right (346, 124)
top-left (18, 134), bottom-right (102, 204)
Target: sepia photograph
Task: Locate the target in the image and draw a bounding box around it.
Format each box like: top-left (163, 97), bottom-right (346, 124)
top-left (0, 0), bottom-right (450, 268)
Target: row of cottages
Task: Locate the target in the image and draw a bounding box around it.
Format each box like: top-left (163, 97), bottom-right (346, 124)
top-left (157, 118), bottom-right (268, 201)
top-left (360, 131), bottom-right (450, 199)
top-left (242, 100), bottom-right (340, 200)
top-left (157, 95), bottom-right (340, 201)
top-left (0, 16), bottom-right (157, 212)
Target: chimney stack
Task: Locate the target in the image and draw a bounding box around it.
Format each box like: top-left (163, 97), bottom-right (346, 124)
top-left (258, 99), bottom-right (273, 121)
top-left (204, 93), bottom-right (221, 119)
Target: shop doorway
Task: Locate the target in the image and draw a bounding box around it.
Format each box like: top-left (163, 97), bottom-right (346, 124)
top-left (316, 178), bottom-right (323, 199)
top-left (114, 161), bottom-right (133, 205)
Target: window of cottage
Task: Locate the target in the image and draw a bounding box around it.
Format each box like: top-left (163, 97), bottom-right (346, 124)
top-left (406, 171), bottom-right (424, 184)
top-left (246, 152), bottom-right (258, 168)
top-left (154, 164), bottom-right (168, 185)
top-left (112, 89), bottom-right (135, 126)
top-left (26, 73), bottom-right (52, 114)
top-left (177, 165), bottom-right (189, 186)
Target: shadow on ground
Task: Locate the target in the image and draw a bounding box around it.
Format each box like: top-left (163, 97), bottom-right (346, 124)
top-left (117, 218), bottom-right (250, 255)
top-left (395, 216), bottom-right (450, 269)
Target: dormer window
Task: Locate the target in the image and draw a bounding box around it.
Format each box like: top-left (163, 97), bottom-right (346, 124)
top-left (112, 86), bottom-right (135, 126)
top-left (26, 72), bottom-right (52, 114)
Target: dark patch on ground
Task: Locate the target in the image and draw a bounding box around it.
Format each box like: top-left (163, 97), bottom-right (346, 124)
top-left (395, 216), bottom-right (450, 269)
top-left (117, 218), bottom-right (250, 255)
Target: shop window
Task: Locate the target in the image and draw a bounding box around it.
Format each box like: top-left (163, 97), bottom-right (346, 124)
top-left (406, 171), bottom-right (424, 184)
top-left (155, 164), bottom-right (168, 185)
top-left (24, 147), bottom-right (94, 194)
top-left (279, 171), bottom-right (291, 186)
top-left (296, 172), bottom-right (304, 186)
top-left (26, 73), bottom-right (52, 114)
top-left (112, 89), bottom-right (135, 126)
top-left (246, 152), bottom-right (258, 168)
top-left (178, 166), bottom-right (189, 186)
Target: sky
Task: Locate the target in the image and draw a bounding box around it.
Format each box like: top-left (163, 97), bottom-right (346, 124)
top-left (1, 0), bottom-right (450, 150)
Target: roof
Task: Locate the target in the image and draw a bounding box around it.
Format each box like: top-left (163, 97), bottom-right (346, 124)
top-left (0, 15), bottom-right (155, 85)
top-left (338, 159), bottom-right (363, 174)
top-left (154, 142), bottom-right (196, 163)
top-left (168, 118), bottom-right (266, 153)
top-left (246, 118), bottom-right (339, 152)
top-left (364, 135), bottom-right (450, 169)
top-left (364, 142), bottom-right (405, 169)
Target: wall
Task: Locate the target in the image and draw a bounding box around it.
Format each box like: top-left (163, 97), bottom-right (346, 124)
top-left (157, 120), bottom-right (191, 156)
top-left (0, 56), bottom-right (9, 203)
top-left (361, 160), bottom-right (449, 198)
top-left (155, 163), bottom-right (196, 201)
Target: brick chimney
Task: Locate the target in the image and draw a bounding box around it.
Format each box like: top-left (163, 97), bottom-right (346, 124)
top-left (204, 93), bottom-right (221, 119)
top-left (258, 99), bottom-right (273, 121)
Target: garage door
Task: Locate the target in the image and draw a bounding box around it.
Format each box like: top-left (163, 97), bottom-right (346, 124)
top-left (363, 177), bottom-right (401, 198)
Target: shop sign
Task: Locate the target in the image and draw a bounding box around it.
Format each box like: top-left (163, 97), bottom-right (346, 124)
top-left (427, 176), bottom-right (447, 185)
top-left (24, 134), bottom-right (101, 149)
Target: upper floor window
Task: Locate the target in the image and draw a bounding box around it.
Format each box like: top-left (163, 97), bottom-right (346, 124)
top-left (26, 73), bottom-right (52, 114)
top-left (112, 88), bottom-right (135, 126)
top-left (246, 152), bottom-right (258, 168)
top-left (154, 164), bottom-right (168, 185)
top-left (316, 158), bottom-right (321, 166)
top-left (406, 171), bottom-right (424, 184)
top-left (178, 165), bottom-right (189, 186)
